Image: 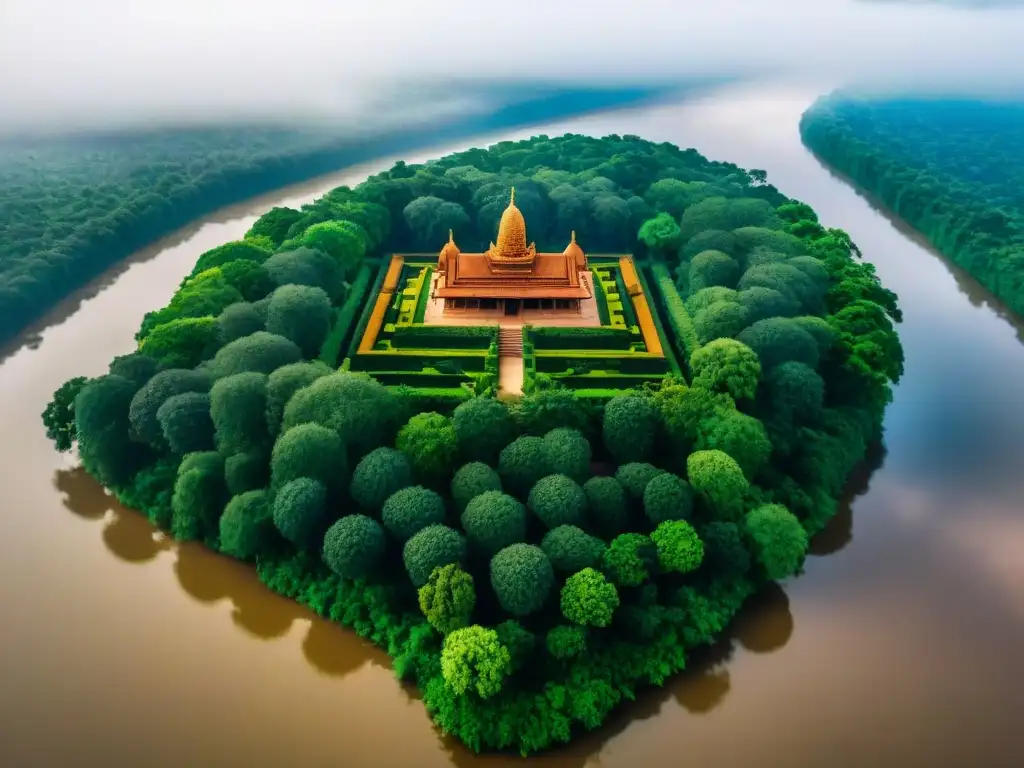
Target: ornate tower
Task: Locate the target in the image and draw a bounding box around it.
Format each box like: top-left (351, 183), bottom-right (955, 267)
top-left (487, 188), bottom-right (536, 271)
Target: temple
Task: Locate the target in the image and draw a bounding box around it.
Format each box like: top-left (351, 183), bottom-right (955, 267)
top-left (434, 188), bottom-right (592, 316)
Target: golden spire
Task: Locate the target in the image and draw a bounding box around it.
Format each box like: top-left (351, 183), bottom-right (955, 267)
top-left (571, 230), bottom-right (577, 243)
top-left (438, 227), bottom-right (459, 271)
top-left (564, 228), bottom-right (585, 266)
top-left (448, 229), bottom-right (455, 244)
top-left (495, 187), bottom-right (528, 259)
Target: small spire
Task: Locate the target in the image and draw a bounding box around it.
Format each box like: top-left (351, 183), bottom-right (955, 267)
top-left (448, 229), bottom-right (454, 243)
top-left (571, 230), bottom-right (577, 244)
top-left (509, 187), bottom-right (515, 205)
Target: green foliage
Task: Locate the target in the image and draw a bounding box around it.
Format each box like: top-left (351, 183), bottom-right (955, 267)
top-left (138, 270), bottom-right (243, 341)
top-left (542, 427), bottom-right (591, 483)
top-left (602, 395), bottom-right (659, 464)
top-left (127, 368), bottom-right (210, 449)
top-left (689, 249), bottom-right (741, 294)
top-left (451, 462), bottom-right (502, 513)
top-left (440, 625), bottom-right (510, 699)
top-left (686, 449), bottom-right (749, 522)
top-left (265, 360), bottom-right (332, 437)
top-left (651, 520), bottom-right (704, 574)
top-left (42, 376), bottom-right (87, 452)
top-left (403, 524), bottom-right (468, 588)
top-left (192, 240), bottom-right (270, 276)
top-left (764, 361), bottom-right (824, 425)
top-left (404, 196), bottom-right (471, 248)
top-left (297, 220), bottom-right (368, 279)
top-left (171, 451), bottom-right (227, 542)
top-left (75, 374), bottom-right (142, 487)
top-left (498, 436), bottom-right (549, 497)
top-left (541, 525), bottom-right (607, 573)
top-left (418, 563), bottom-right (476, 635)
top-left (141, 316), bottom-right (220, 368)
top-left (685, 286), bottom-right (740, 316)
top-left (265, 284), bottom-right (332, 358)
top-left (382, 485), bottom-right (447, 541)
top-left (682, 229), bottom-right (739, 261)
top-left (638, 212), bottom-right (682, 259)
top-left (737, 286), bottom-right (799, 325)
top-left (493, 620), bottom-right (536, 673)
top-left (653, 382), bottom-right (731, 453)
top-left (272, 477), bottom-right (328, 549)
top-left (218, 302), bottom-right (265, 345)
top-left (561, 568), bottom-right (619, 627)
top-left (614, 462), bottom-right (664, 503)
top-left (350, 447), bottom-right (414, 513)
top-left (516, 388), bottom-right (592, 436)
top-left (282, 372), bottom-right (406, 459)
top-left (270, 422), bottom-right (348, 496)
top-left (461, 491), bottom-right (527, 556)
top-left (680, 196), bottom-right (781, 242)
top-left (602, 533), bottom-right (656, 587)
top-left (156, 391), bottom-right (214, 454)
top-left (528, 474), bottom-right (588, 529)
top-left (218, 259), bottom-right (275, 302)
top-left (490, 543), bottom-right (554, 617)
top-left (643, 472), bottom-right (694, 524)
top-left (745, 503), bottom-right (809, 580)
top-left (700, 521), bottom-right (750, 578)
top-left (323, 514), bottom-right (386, 578)
top-left (206, 331), bottom-right (303, 379)
top-left (108, 353), bottom-right (161, 387)
top-left (396, 412), bottom-right (458, 486)
top-left (219, 489), bottom-right (276, 560)
top-left (546, 624), bottom-right (587, 660)
top-left (690, 338), bottom-right (762, 400)
top-left (695, 407), bottom-right (772, 480)
top-left (263, 247), bottom-right (345, 301)
top-left (692, 300), bottom-right (748, 344)
top-left (209, 372), bottom-right (269, 454)
top-left (224, 450), bottom-right (269, 495)
top-left (736, 317), bottom-right (820, 371)
top-left (582, 476), bottom-right (629, 536)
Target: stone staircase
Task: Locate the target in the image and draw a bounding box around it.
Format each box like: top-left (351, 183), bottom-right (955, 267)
top-left (497, 327), bottom-right (523, 357)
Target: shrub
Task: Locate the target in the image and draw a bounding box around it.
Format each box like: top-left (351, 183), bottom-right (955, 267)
top-left (686, 450), bottom-right (749, 522)
top-left (263, 246), bottom-right (345, 300)
top-left (746, 503), bottom-right (809, 580)
top-left (615, 462), bottom-right (664, 503)
top-left (516, 388), bottom-right (591, 436)
top-left (350, 447), bottom-right (414, 513)
top-left (270, 423), bottom-right (348, 495)
top-left (689, 250), bottom-right (741, 294)
top-left (107, 353), bottom-right (160, 387)
top-left (643, 472), bottom-right (695, 524)
top-left (681, 229), bottom-right (739, 261)
top-left (265, 284), bottom-right (332, 358)
top-left (219, 489), bottom-right (276, 560)
top-left (490, 543), bottom-right (554, 617)
top-left (156, 392), bottom-right (214, 455)
top-left (298, 221), bottom-right (367, 279)
top-left (396, 412), bottom-right (458, 486)
top-left (382, 485), bottom-right (447, 541)
top-left (546, 625), bottom-right (587, 660)
top-left (582, 476), bottom-right (629, 536)
top-left (452, 397), bottom-right (516, 464)
top-left (693, 300), bottom-right (748, 344)
top-left (493, 620), bottom-right (536, 674)
top-left (265, 361), bottom-right (332, 437)
top-left (736, 286), bottom-right (799, 325)
top-left (602, 395), bottom-right (659, 464)
top-left (602, 533), bottom-right (656, 587)
top-left (224, 450), bottom-right (269, 496)
top-left (689, 338), bottom-right (762, 401)
top-left (209, 372), bottom-right (269, 454)
top-left (129, 368), bottom-right (211, 449)
top-left (141, 317), bottom-right (220, 369)
top-left (451, 462), bottom-right (502, 513)
top-left (696, 407), bottom-right (772, 480)
top-left (206, 331), bottom-right (303, 379)
top-left (528, 475), bottom-right (587, 529)
top-left (765, 361), bottom-right (825, 425)
top-left (700, 521), bottom-right (750, 579)
top-left (440, 626), bottom-right (510, 699)
top-left (219, 259), bottom-right (275, 302)
top-left (191, 239), bottom-right (270, 275)
top-left (561, 568), bottom-right (620, 627)
top-left (461, 491), bottom-right (527, 556)
top-left (418, 563), bottom-right (476, 635)
top-left (542, 427), bottom-right (591, 483)
top-left (323, 514), bottom-right (386, 578)
top-left (736, 317), bottom-right (820, 371)
top-left (541, 525), bottom-right (607, 573)
top-left (685, 286), bottom-right (740, 316)
top-left (498, 436), bottom-right (549, 497)
top-left (651, 520), bottom-right (704, 574)
top-left (403, 525), bottom-right (467, 587)
top-left (272, 477), bottom-right (328, 549)
top-left (218, 302), bottom-right (265, 345)
top-left (170, 451), bottom-right (227, 542)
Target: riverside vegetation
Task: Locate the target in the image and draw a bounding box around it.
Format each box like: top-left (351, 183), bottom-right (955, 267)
top-left (42, 132), bottom-right (903, 754)
top-left (801, 94), bottom-right (1024, 317)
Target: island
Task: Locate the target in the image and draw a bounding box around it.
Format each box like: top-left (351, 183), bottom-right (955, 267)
top-left (43, 132), bottom-right (904, 754)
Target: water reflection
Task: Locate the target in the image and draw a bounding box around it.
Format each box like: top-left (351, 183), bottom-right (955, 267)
top-left (810, 441), bottom-right (887, 557)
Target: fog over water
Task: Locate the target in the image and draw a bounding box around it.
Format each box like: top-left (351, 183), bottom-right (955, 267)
top-left (1, 0), bottom-right (1022, 133)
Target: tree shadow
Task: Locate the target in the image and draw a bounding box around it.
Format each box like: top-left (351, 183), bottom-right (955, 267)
top-left (732, 583), bottom-right (794, 654)
top-left (810, 439), bottom-right (888, 557)
top-left (301, 617), bottom-right (378, 680)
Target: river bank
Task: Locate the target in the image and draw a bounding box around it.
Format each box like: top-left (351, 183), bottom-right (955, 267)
top-left (1, 82), bottom-right (1022, 767)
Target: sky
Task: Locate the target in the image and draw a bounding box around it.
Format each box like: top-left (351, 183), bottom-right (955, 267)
top-left (0, 0), bottom-right (1021, 133)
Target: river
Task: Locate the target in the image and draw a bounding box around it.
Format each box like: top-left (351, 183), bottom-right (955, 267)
top-left (1, 82), bottom-right (1022, 768)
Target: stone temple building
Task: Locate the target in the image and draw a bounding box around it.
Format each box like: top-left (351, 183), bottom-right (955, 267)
top-left (434, 188), bottom-right (592, 317)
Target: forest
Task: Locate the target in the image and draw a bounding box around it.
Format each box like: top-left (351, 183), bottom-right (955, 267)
top-left (0, 84), bottom-right (663, 350)
top-left (800, 95), bottom-right (1024, 316)
top-left (42, 132), bottom-right (903, 754)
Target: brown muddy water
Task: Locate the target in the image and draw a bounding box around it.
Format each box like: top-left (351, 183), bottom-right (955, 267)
top-left (1, 83), bottom-right (1022, 767)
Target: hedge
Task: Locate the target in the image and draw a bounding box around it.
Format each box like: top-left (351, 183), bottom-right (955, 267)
top-left (318, 264), bottom-right (374, 366)
top-left (650, 262), bottom-right (699, 373)
top-left (393, 386), bottom-right (473, 413)
top-left (553, 373), bottom-right (656, 391)
top-left (614, 269), bottom-right (640, 329)
top-left (591, 268), bottom-right (611, 326)
top-left (349, 351), bottom-right (488, 373)
top-left (391, 324), bottom-right (498, 350)
top-left (412, 266), bottom-right (433, 324)
top-left (371, 371), bottom-right (476, 388)
top-left (346, 258), bottom-right (391, 358)
top-left (527, 325), bottom-right (633, 351)
top-left (534, 353), bottom-right (668, 375)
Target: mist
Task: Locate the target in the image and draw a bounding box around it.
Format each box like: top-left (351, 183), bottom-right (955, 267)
top-left (1, 0), bottom-right (1022, 133)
